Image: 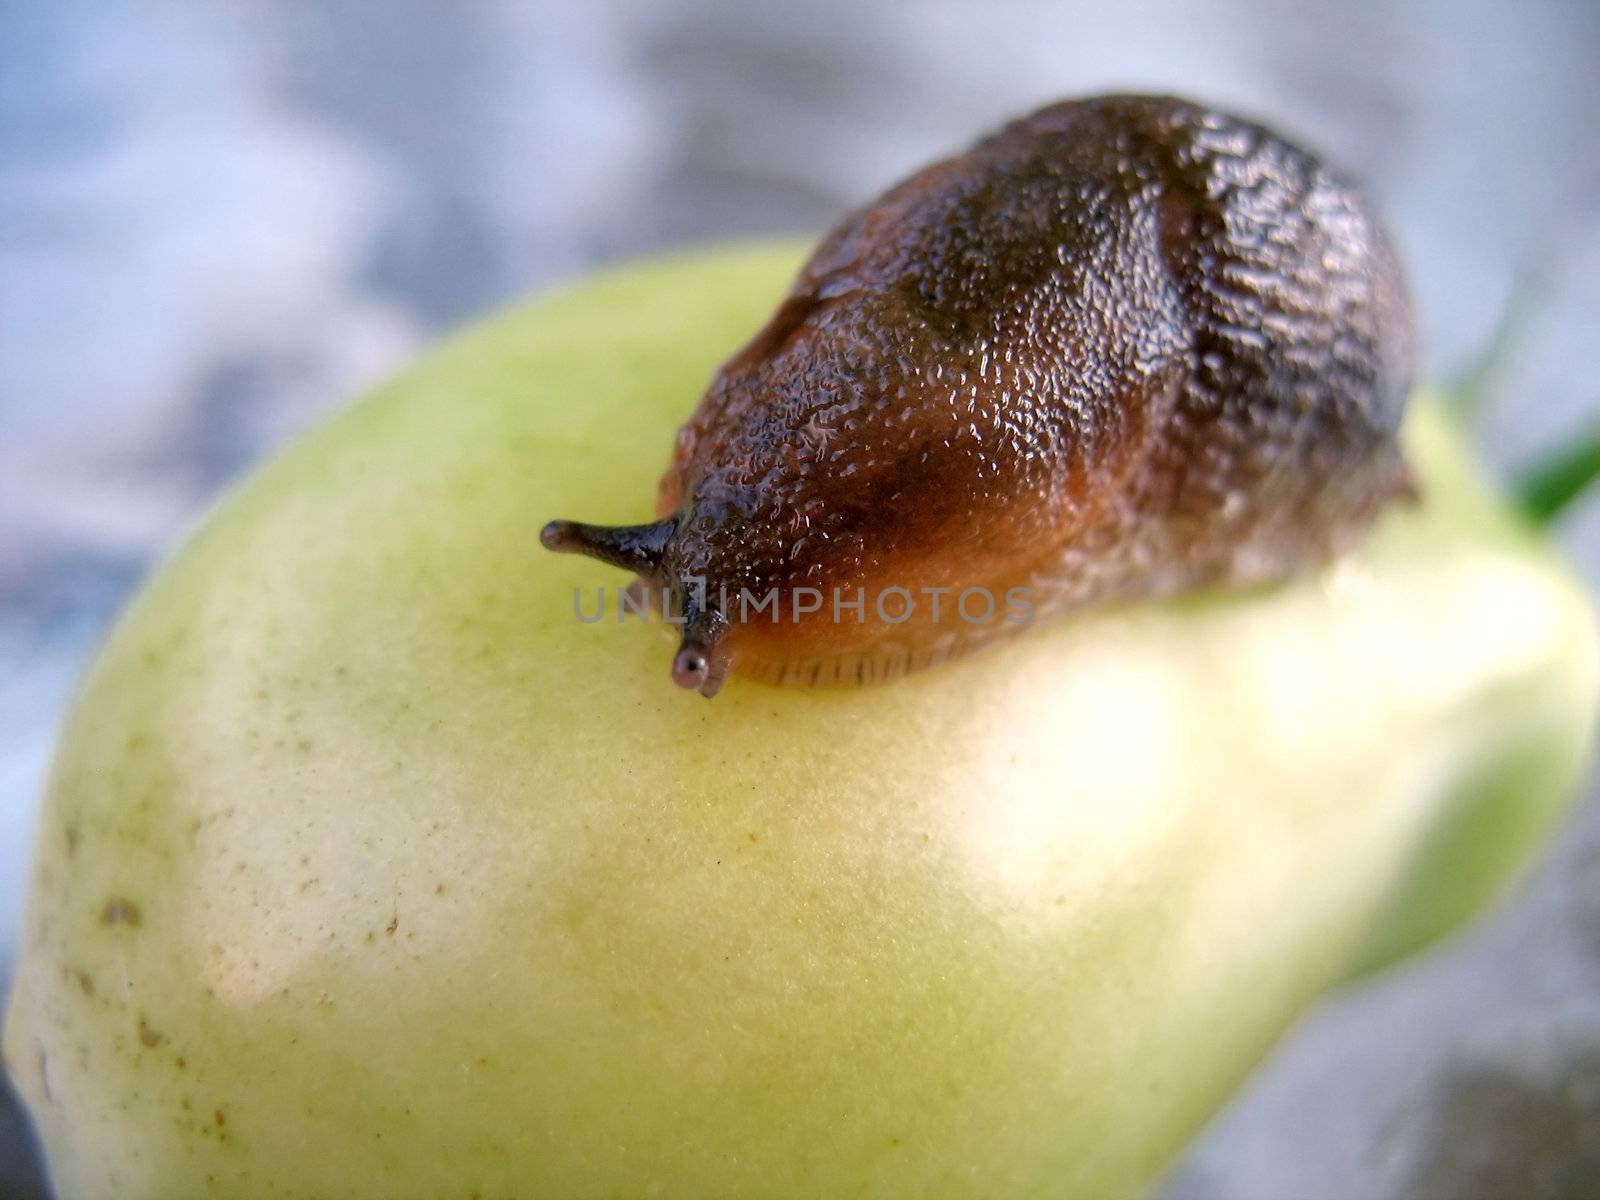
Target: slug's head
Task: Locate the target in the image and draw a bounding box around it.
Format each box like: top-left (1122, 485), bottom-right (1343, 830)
top-left (539, 515), bottom-right (736, 698)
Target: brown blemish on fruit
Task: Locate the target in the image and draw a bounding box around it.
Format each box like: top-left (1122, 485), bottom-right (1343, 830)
top-left (101, 897), bottom-right (143, 927)
top-left (138, 1016), bottom-right (166, 1048)
top-left (36, 1042), bottom-right (52, 1104)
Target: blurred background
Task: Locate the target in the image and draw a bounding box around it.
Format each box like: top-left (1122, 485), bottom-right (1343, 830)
top-left (3, 1), bottom-right (1599, 1196)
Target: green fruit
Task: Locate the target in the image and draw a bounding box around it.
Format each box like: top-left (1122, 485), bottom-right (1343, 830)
top-left (4, 245), bottom-right (1596, 1200)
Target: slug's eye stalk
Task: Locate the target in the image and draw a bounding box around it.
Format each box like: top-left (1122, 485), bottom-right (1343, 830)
top-left (670, 645), bottom-right (710, 691)
top-left (672, 604), bottom-right (731, 699)
top-left (542, 513), bottom-right (733, 698)
top-left (539, 516), bottom-right (676, 577)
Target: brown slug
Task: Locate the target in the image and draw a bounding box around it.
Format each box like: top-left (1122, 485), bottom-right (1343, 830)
top-left (542, 94), bottom-right (1415, 698)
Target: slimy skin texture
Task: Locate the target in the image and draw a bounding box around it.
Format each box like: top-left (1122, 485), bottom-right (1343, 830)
top-left (543, 94), bottom-right (1415, 695)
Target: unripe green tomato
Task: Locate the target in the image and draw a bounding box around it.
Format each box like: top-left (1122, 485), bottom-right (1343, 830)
top-left (4, 246), bottom-right (1597, 1200)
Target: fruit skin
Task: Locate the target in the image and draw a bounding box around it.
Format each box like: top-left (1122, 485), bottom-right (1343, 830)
top-left (2, 244), bottom-right (1596, 1200)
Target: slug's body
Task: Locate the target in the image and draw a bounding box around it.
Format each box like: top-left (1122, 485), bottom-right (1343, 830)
top-left (544, 94), bottom-right (1415, 697)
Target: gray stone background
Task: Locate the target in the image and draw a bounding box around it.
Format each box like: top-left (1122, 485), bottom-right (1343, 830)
top-left (2, 1), bottom-right (1598, 1196)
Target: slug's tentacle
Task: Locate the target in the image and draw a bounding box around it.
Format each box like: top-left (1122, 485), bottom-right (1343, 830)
top-left (542, 514), bottom-right (734, 698)
top-left (540, 517), bottom-right (676, 576)
top-left (672, 603), bottom-right (732, 698)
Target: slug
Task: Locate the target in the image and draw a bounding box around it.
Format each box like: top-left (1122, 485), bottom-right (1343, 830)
top-left (542, 93), bottom-right (1415, 697)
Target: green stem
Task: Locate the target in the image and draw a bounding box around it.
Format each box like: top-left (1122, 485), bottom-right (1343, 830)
top-left (1516, 427), bottom-right (1600, 525)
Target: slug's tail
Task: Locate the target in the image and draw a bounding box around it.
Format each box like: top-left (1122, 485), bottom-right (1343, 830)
top-left (540, 516), bottom-right (676, 576)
